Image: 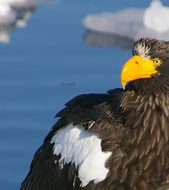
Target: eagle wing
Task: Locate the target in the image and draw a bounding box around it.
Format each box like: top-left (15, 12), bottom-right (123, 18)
top-left (20, 89), bottom-right (125, 190)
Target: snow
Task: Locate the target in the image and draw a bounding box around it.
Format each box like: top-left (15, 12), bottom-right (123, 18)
top-left (0, 2), bottom-right (16, 25)
top-left (0, 0), bottom-right (45, 9)
top-left (83, 0), bottom-right (169, 41)
top-left (144, 0), bottom-right (169, 32)
top-left (0, 0), bottom-right (49, 43)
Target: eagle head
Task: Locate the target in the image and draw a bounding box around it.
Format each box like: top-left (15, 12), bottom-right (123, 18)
top-left (121, 38), bottom-right (169, 93)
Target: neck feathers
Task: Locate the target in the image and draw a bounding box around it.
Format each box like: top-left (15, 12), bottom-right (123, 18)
top-left (119, 91), bottom-right (169, 189)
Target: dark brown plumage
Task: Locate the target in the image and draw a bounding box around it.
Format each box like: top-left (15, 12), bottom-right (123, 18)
top-left (20, 38), bottom-right (169, 190)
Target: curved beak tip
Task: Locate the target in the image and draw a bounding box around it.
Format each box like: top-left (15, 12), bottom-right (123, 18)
top-left (121, 80), bottom-right (126, 89)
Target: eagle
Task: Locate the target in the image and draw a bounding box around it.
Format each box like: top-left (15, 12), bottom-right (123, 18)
top-left (20, 38), bottom-right (169, 190)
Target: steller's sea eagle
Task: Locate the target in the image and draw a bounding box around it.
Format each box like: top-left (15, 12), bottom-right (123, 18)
top-left (20, 38), bottom-right (169, 190)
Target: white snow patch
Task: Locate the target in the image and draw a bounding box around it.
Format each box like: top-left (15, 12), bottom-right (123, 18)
top-left (144, 0), bottom-right (169, 32)
top-left (83, 8), bottom-right (144, 39)
top-left (51, 123), bottom-right (112, 187)
top-left (83, 0), bottom-right (169, 41)
top-left (0, 0), bottom-right (46, 9)
top-left (0, 0), bottom-right (50, 44)
top-left (0, 32), bottom-right (10, 44)
top-left (0, 2), bottom-right (16, 25)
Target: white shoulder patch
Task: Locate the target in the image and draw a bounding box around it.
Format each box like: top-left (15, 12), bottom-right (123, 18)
top-left (50, 123), bottom-right (112, 187)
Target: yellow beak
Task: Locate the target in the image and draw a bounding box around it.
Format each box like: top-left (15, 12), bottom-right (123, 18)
top-left (121, 55), bottom-right (158, 89)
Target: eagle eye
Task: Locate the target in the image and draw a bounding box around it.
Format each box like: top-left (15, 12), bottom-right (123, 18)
top-left (153, 58), bottom-right (163, 67)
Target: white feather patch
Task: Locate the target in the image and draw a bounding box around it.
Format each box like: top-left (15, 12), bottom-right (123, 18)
top-left (50, 123), bottom-right (112, 187)
top-left (135, 42), bottom-right (151, 59)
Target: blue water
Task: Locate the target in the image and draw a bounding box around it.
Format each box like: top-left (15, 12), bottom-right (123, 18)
top-left (0, 0), bottom-right (166, 189)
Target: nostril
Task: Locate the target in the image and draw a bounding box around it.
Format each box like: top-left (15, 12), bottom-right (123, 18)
top-left (135, 61), bottom-right (139, 64)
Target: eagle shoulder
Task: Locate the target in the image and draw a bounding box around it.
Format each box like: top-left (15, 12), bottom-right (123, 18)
top-left (20, 89), bottom-right (125, 190)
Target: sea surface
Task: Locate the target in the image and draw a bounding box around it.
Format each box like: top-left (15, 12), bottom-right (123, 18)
top-left (0, 0), bottom-right (165, 189)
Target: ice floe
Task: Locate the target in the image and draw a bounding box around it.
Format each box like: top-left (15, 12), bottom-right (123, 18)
top-left (144, 0), bottom-right (169, 32)
top-left (83, 0), bottom-right (169, 48)
top-left (0, 0), bottom-right (49, 44)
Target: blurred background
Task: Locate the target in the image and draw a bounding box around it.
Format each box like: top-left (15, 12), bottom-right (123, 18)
top-left (0, 0), bottom-right (169, 189)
